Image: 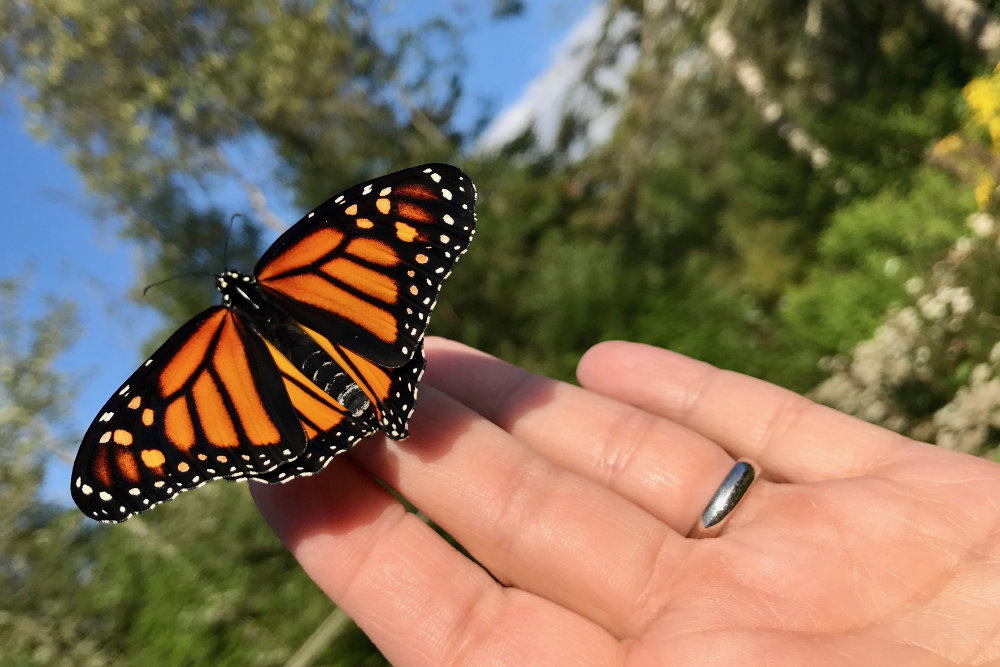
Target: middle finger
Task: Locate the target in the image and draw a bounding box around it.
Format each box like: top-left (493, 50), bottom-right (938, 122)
top-left (422, 338), bottom-right (735, 533)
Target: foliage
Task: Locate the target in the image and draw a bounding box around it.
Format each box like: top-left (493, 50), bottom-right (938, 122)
top-left (0, 279), bottom-right (96, 665)
top-left (814, 62), bottom-right (1000, 456)
top-left (781, 168), bottom-right (974, 354)
top-left (448, 0), bottom-right (991, 391)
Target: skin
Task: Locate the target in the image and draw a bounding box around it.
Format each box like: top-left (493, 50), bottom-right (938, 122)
top-left (252, 338), bottom-right (1000, 666)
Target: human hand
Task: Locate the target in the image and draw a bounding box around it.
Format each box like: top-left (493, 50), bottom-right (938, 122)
top-left (252, 339), bottom-right (1000, 665)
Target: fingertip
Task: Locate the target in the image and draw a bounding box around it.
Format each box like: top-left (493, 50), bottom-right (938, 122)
top-left (577, 340), bottom-right (629, 372)
top-left (577, 340), bottom-right (666, 385)
top-left (424, 335), bottom-right (468, 355)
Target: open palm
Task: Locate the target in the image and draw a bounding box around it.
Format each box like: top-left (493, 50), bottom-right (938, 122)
top-left (252, 339), bottom-right (1000, 665)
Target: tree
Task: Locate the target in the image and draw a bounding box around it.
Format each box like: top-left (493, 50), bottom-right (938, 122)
top-left (0, 1), bottom-right (469, 662)
top-left (454, 0), bottom-right (996, 389)
top-left (0, 278), bottom-right (107, 664)
top-left (0, 276), bottom-right (387, 663)
top-left (0, 0), bottom-right (467, 332)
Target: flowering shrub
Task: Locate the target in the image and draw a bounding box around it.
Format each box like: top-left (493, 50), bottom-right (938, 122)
top-left (813, 67), bottom-right (1000, 458)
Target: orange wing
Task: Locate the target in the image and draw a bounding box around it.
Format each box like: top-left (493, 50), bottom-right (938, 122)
top-left (71, 307), bottom-right (371, 522)
top-left (255, 164), bottom-right (476, 369)
top-left (288, 321), bottom-right (426, 439)
top-left (248, 332), bottom-right (381, 483)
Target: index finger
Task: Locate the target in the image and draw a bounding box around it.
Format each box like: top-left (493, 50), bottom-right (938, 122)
top-left (576, 341), bottom-right (911, 482)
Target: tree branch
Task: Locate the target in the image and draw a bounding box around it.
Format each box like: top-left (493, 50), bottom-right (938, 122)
top-left (921, 0), bottom-right (1000, 62)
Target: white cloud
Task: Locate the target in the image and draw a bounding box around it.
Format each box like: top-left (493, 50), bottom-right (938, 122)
top-left (475, 3), bottom-right (639, 157)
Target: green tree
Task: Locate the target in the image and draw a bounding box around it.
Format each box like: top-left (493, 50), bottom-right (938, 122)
top-left (0, 1), bottom-right (473, 662)
top-left (0, 278), bottom-right (105, 665)
top-left (0, 0), bottom-right (467, 331)
top-left (0, 276), bottom-right (387, 662)
top-left (454, 0), bottom-right (997, 389)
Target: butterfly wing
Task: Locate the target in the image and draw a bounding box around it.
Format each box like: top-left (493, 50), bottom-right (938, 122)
top-left (254, 164), bottom-right (476, 370)
top-left (72, 306), bottom-right (365, 522)
top-left (252, 348), bottom-right (425, 483)
top-left (247, 329), bottom-right (385, 484)
top-left (72, 308), bottom-right (303, 521)
top-left (285, 317), bottom-right (429, 439)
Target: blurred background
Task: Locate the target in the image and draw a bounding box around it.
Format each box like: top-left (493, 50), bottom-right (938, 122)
top-left (2, 0), bottom-right (999, 663)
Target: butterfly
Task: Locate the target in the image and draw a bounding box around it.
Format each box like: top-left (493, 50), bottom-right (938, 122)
top-left (72, 164), bottom-right (476, 522)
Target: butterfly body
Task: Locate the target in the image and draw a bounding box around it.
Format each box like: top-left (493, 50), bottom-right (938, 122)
top-left (72, 164), bottom-right (476, 522)
top-left (216, 269), bottom-right (376, 421)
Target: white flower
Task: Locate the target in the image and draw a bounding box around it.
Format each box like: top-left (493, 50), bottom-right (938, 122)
top-left (951, 237), bottom-right (974, 262)
top-left (949, 286), bottom-right (974, 317)
top-left (968, 212), bottom-right (996, 238)
top-left (970, 363), bottom-right (993, 385)
top-left (918, 293), bottom-right (947, 321)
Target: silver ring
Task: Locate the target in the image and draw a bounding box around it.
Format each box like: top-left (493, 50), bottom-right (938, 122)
top-left (688, 458), bottom-right (760, 538)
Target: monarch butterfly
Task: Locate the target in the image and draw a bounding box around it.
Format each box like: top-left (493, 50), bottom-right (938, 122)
top-left (72, 164), bottom-right (476, 522)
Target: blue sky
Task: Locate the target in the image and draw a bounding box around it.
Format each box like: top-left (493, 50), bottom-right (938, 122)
top-left (0, 0), bottom-right (596, 505)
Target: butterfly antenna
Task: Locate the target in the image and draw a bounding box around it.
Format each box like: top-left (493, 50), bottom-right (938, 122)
top-left (141, 272), bottom-right (209, 297)
top-left (223, 213), bottom-right (243, 267)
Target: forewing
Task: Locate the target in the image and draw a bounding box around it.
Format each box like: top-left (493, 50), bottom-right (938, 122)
top-left (255, 163), bottom-right (476, 368)
top-left (71, 307), bottom-right (307, 522)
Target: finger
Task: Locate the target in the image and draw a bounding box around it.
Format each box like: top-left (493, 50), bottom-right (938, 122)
top-left (577, 341), bottom-right (909, 481)
top-left (422, 337), bottom-right (735, 533)
top-left (251, 459), bottom-right (621, 666)
top-left (349, 385), bottom-right (689, 638)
